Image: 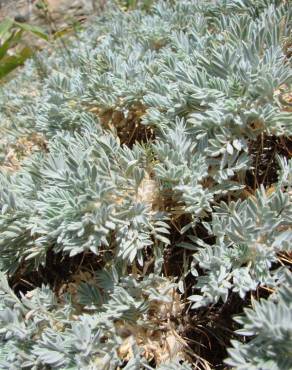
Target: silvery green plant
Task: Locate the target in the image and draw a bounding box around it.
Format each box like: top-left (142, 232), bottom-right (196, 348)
top-left (226, 270), bottom-right (292, 370)
top-left (185, 183), bottom-right (292, 308)
top-left (0, 0), bottom-right (291, 368)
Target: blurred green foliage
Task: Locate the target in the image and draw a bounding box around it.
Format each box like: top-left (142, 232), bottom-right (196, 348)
top-left (0, 17), bottom-right (48, 80)
top-left (118, 0), bottom-right (154, 10)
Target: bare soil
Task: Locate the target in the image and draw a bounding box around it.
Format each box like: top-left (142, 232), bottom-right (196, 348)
top-left (0, 0), bottom-right (97, 27)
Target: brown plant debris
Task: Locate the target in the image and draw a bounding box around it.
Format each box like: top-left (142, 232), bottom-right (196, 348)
top-left (1, 133), bottom-right (47, 171)
top-left (246, 134), bottom-right (292, 190)
top-left (89, 102), bottom-right (155, 147)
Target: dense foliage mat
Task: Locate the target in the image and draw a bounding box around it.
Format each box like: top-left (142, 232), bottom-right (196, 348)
top-left (0, 0), bottom-right (291, 369)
